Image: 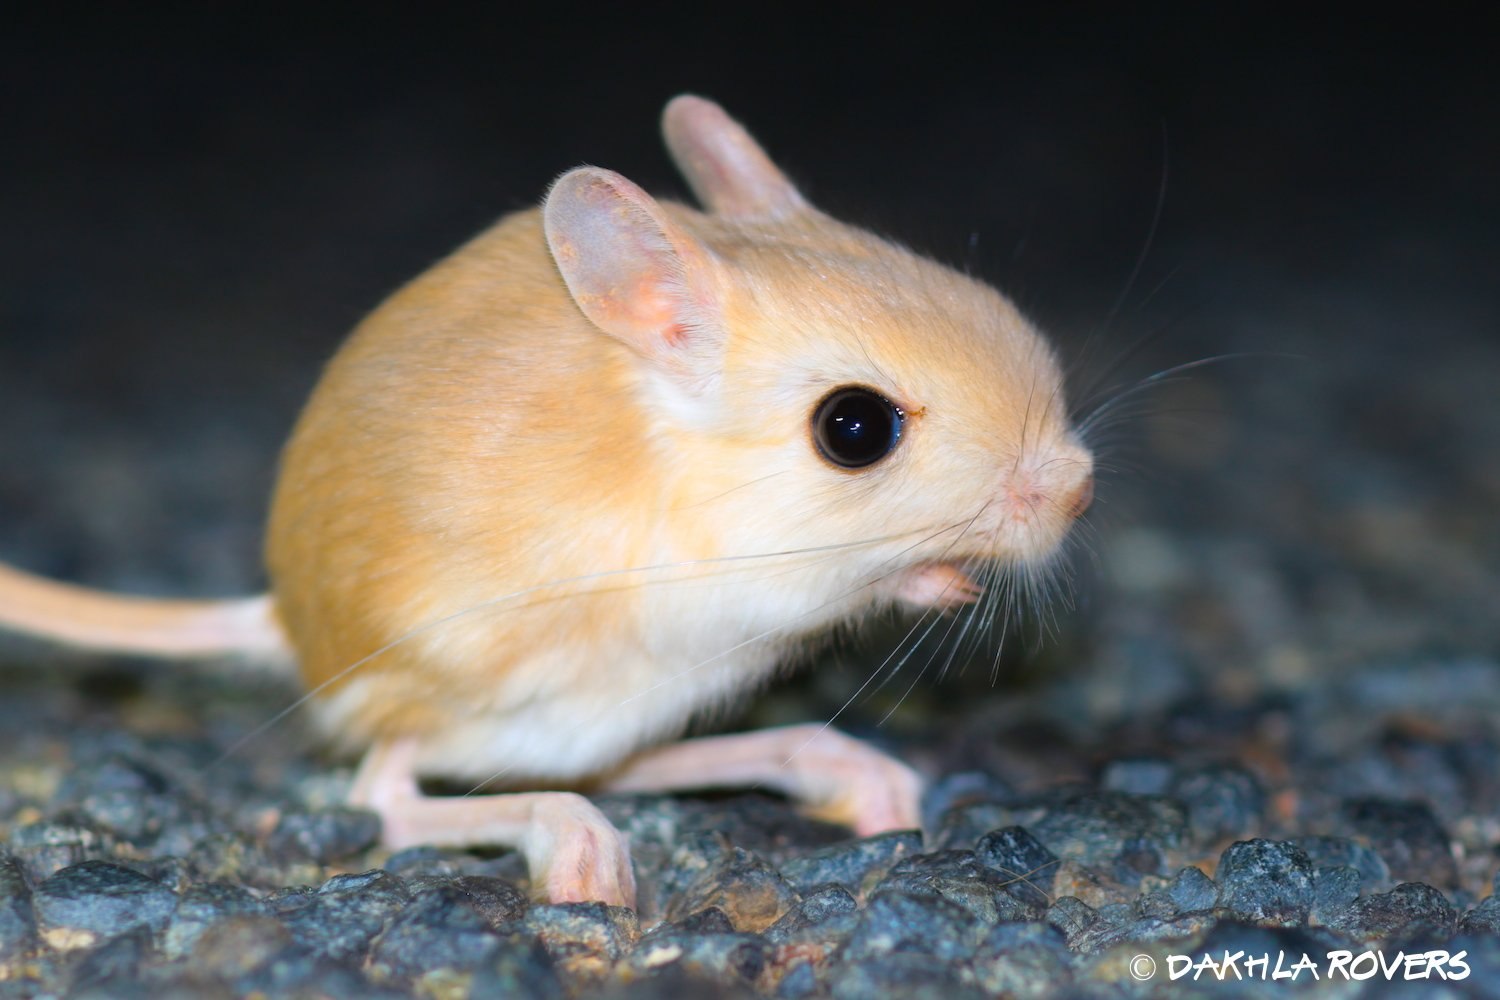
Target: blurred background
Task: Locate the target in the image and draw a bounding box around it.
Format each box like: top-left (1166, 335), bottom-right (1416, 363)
top-left (0, 8), bottom-right (1494, 732)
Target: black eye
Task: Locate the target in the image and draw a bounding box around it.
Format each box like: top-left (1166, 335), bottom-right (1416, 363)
top-left (812, 386), bottom-right (904, 469)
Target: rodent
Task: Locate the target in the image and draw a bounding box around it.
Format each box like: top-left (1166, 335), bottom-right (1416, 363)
top-left (0, 95), bottom-right (1095, 907)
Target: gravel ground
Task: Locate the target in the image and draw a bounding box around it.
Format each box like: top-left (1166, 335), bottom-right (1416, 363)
top-left (2, 12), bottom-right (1497, 999)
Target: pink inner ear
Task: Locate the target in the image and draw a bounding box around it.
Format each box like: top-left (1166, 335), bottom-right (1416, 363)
top-left (543, 167), bottom-right (724, 376)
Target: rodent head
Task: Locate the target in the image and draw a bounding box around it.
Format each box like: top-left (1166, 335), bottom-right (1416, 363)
top-left (544, 96), bottom-right (1094, 618)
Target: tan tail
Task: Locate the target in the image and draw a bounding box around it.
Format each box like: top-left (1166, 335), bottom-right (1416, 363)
top-left (0, 562), bottom-right (291, 662)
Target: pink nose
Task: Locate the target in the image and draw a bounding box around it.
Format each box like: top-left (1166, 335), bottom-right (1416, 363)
top-left (1065, 473), bottom-right (1094, 520)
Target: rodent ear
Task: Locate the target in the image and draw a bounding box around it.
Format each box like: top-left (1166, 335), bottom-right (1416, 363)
top-left (662, 95), bottom-right (807, 220)
top-left (545, 167), bottom-right (727, 387)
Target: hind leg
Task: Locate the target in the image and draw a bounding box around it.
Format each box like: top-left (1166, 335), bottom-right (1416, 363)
top-left (349, 738), bottom-right (636, 907)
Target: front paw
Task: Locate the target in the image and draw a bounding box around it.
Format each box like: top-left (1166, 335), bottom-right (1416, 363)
top-left (776, 724), bottom-right (924, 836)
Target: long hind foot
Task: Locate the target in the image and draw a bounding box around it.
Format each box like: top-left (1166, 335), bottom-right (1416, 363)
top-left (349, 739), bottom-right (636, 907)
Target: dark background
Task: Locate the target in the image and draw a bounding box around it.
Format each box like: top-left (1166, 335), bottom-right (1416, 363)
top-left (1, 8), bottom-right (1495, 715)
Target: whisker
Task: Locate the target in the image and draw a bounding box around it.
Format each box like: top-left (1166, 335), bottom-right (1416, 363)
top-left (878, 606), bottom-right (971, 725)
top-left (1099, 119), bottom-right (1170, 338)
top-left (1064, 130), bottom-right (1178, 419)
top-left (1068, 304), bottom-right (1196, 422)
top-left (863, 588), bottom-right (966, 702)
top-left (669, 470), bottom-right (790, 510)
top-left (1075, 352), bottom-right (1298, 442)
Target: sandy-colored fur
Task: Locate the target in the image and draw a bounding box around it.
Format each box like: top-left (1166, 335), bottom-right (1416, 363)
top-left (265, 184), bottom-right (1090, 780)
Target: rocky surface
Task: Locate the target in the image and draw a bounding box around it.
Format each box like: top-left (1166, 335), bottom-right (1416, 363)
top-left (2, 654), bottom-right (1498, 996)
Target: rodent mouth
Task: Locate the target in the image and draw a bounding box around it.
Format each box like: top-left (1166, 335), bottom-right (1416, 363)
top-left (892, 561), bottom-right (983, 610)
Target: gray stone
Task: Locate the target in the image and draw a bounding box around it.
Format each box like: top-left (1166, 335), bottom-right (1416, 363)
top-left (1214, 839), bottom-right (1315, 926)
top-left (33, 860), bottom-right (177, 949)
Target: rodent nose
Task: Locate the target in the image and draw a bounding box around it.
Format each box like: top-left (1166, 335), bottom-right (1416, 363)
top-left (1064, 473), bottom-right (1094, 520)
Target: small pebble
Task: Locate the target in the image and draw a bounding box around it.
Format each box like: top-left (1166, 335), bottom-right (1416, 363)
top-left (1309, 865), bottom-right (1361, 925)
top-left (1340, 798), bottom-right (1458, 888)
top-left (33, 860), bottom-right (177, 952)
top-left (522, 901), bottom-right (638, 959)
top-left (367, 883), bottom-right (503, 983)
top-left (1452, 893), bottom-right (1500, 935)
top-left (401, 874), bottom-right (527, 929)
top-left (1294, 834), bottom-right (1392, 892)
top-left (765, 884), bottom-right (859, 950)
top-left (921, 771), bottom-right (1016, 831)
top-left (1165, 865), bottom-right (1219, 914)
top-left (841, 889), bottom-right (981, 963)
top-left (0, 853), bottom-right (36, 970)
top-left (1028, 791), bottom-right (1186, 875)
top-left (161, 881), bottom-right (267, 959)
top-left (266, 806), bottom-right (381, 864)
top-left (1093, 902), bottom-right (1135, 930)
top-left (623, 929), bottom-right (768, 989)
top-left (382, 845), bottom-right (468, 878)
top-left (1214, 839), bottom-right (1315, 926)
top-left (53, 754), bottom-right (198, 847)
top-left (1099, 758), bottom-right (1174, 796)
top-left (1137, 864), bottom-right (1217, 918)
top-left (779, 830), bottom-right (922, 896)
top-left (1459, 895), bottom-right (1500, 935)
top-left (184, 832), bottom-right (280, 887)
top-left (1328, 882), bottom-right (1457, 942)
top-left (663, 905), bottom-right (736, 935)
top-left (649, 832), bottom-right (733, 917)
top-left (665, 843), bottom-right (797, 932)
top-left (974, 826), bottom-right (1058, 907)
top-left (972, 922), bottom-right (1073, 999)
top-left (270, 869), bottom-right (411, 963)
top-left (1044, 896), bottom-right (1098, 948)
top-left (187, 914), bottom-right (295, 981)
top-left (877, 850), bottom-right (1043, 924)
top-left (1169, 763), bottom-right (1266, 844)
top-left (775, 958), bottom-right (819, 999)
top-left (1114, 834), bottom-right (1168, 884)
top-left (611, 964), bottom-right (762, 999)
top-left (1049, 859), bottom-right (1131, 910)
top-left (469, 935), bottom-right (565, 1000)
top-left (930, 802), bottom-right (1023, 851)
top-left (7, 819), bottom-right (118, 883)
top-left (67, 926), bottom-right (151, 998)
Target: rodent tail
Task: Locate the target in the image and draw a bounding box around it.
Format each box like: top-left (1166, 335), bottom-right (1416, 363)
top-left (0, 562), bottom-right (292, 664)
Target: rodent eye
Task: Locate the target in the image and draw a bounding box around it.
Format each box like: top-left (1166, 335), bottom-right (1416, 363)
top-left (812, 386), bottom-right (904, 470)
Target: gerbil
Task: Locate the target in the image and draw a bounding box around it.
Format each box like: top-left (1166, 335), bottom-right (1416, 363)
top-left (0, 96), bottom-right (1094, 907)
